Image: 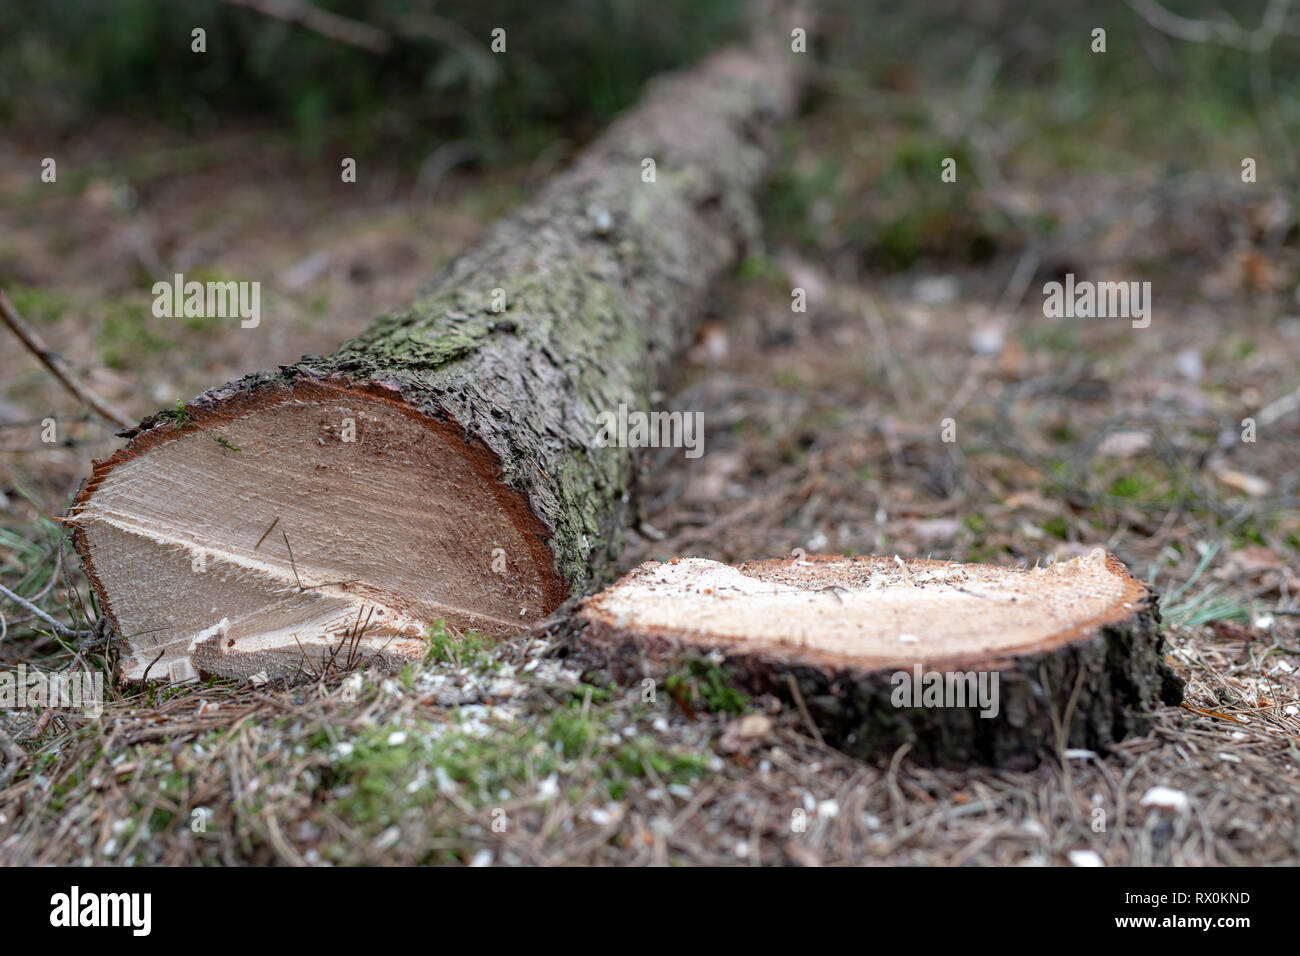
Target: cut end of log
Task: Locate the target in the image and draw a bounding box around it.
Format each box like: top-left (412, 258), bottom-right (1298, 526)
top-left (575, 551), bottom-right (1183, 766)
top-left (69, 377), bottom-right (566, 682)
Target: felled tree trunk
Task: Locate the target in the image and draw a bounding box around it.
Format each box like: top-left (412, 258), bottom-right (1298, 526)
top-left (69, 33), bottom-right (803, 683)
top-left (573, 551), bottom-right (1185, 767)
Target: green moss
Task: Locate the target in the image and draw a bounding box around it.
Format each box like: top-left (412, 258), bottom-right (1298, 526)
top-left (1047, 421), bottom-right (1077, 444)
top-left (5, 285), bottom-right (72, 324)
top-left (325, 692), bottom-right (709, 841)
top-left (1020, 322), bottom-right (1079, 356)
top-left (1231, 516), bottom-right (1270, 550)
top-left (423, 619), bottom-right (498, 671)
top-left (736, 253), bottom-right (788, 288)
top-left (615, 736), bottom-right (710, 782)
top-left (154, 398), bottom-right (191, 430)
top-left (664, 657), bottom-right (749, 715)
top-left (99, 287), bottom-right (229, 371)
top-left (547, 704), bottom-right (598, 758)
top-left (1107, 473), bottom-right (1163, 504)
top-left (1041, 515), bottom-right (1070, 540)
top-left (100, 301), bottom-right (164, 370)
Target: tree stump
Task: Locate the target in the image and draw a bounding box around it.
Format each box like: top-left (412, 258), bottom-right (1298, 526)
top-left (573, 550), bottom-right (1184, 766)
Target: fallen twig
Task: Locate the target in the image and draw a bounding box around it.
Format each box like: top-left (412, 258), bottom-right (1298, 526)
top-left (219, 0), bottom-right (390, 54)
top-left (0, 581), bottom-right (94, 641)
top-left (0, 288), bottom-right (133, 429)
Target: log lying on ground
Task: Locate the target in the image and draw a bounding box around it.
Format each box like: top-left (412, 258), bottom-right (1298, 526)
top-left (573, 550), bottom-right (1184, 766)
top-left (68, 30), bottom-right (802, 683)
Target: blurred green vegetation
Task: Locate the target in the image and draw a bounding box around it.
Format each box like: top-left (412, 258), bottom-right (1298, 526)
top-left (763, 0), bottom-right (1300, 271)
top-left (3, 0), bottom-right (1295, 274)
top-left (0, 0), bottom-right (745, 160)
top-left (829, 0), bottom-right (1298, 118)
top-left (5, 0), bottom-right (1291, 171)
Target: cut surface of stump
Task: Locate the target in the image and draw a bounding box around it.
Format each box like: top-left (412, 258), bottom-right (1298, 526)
top-left (575, 551), bottom-right (1183, 766)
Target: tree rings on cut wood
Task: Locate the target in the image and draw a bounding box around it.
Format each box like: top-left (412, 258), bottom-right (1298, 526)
top-left (574, 550), bottom-right (1184, 766)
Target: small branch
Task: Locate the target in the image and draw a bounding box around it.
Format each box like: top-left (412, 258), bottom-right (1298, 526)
top-left (396, 13), bottom-right (500, 87)
top-left (282, 530), bottom-right (303, 590)
top-left (1124, 0), bottom-right (1253, 49)
top-left (219, 0), bottom-right (390, 54)
top-left (0, 581), bottom-right (94, 641)
top-left (254, 516), bottom-right (280, 551)
top-left (1126, 0), bottom-right (1293, 52)
top-left (0, 289), bottom-right (133, 429)
top-left (785, 673), bottom-right (826, 748)
top-left (1254, 383), bottom-right (1300, 427)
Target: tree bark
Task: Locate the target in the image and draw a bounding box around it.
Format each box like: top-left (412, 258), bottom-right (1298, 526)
top-left (572, 551), bottom-right (1185, 767)
top-left (69, 32), bottom-right (803, 682)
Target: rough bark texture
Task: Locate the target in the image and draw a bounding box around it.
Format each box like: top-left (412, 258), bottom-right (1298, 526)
top-left (69, 31), bottom-right (804, 682)
top-left (571, 552), bottom-right (1185, 768)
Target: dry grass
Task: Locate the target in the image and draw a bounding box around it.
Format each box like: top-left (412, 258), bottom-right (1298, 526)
top-left (2, 617), bottom-right (1296, 866)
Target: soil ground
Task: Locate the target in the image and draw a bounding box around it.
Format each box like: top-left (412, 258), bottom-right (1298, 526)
top-left (1, 54), bottom-right (1298, 865)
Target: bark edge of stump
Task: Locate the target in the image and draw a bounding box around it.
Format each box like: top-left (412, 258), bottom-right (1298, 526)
top-left (571, 550), bottom-right (1185, 767)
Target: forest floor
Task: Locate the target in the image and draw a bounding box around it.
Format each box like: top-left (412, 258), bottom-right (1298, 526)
top-left (1, 62), bottom-right (1298, 865)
